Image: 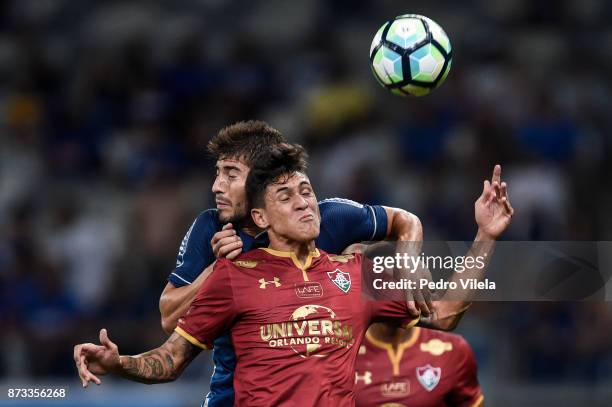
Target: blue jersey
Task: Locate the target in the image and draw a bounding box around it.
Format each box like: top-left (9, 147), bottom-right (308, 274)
top-left (168, 198), bottom-right (388, 407)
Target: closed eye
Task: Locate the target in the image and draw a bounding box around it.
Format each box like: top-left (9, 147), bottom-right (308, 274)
top-left (301, 188), bottom-right (314, 197)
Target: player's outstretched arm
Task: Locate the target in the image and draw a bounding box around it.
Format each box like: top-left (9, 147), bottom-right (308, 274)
top-left (160, 223), bottom-right (242, 333)
top-left (74, 329), bottom-right (201, 387)
top-left (382, 207), bottom-right (437, 317)
top-left (419, 164), bottom-right (513, 331)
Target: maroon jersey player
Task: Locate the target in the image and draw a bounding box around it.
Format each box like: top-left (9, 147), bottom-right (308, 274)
top-left (177, 247), bottom-right (419, 406)
top-left (355, 324), bottom-right (483, 407)
top-left (73, 143), bottom-right (512, 406)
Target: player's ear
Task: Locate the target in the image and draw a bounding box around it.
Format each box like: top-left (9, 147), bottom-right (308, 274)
top-left (251, 208), bottom-right (269, 229)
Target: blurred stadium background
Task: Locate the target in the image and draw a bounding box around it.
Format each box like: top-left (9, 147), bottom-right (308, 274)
top-left (0, 0), bottom-right (611, 405)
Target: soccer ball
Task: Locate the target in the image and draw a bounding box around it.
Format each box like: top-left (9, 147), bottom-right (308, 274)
top-left (370, 14), bottom-right (452, 97)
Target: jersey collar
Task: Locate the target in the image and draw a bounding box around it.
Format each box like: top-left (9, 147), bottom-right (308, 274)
top-left (259, 247), bottom-right (321, 281)
top-left (365, 328), bottom-right (421, 376)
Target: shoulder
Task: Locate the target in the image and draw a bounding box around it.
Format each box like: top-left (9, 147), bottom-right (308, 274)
top-left (419, 329), bottom-right (473, 359)
top-left (234, 248), bottom-right (269, 262)
top-left (319, 252), bottom-right (363, 280)
top-left (194, 208), bottom-right (220, 228)
top-left (438, 331), bottom-right (472, 353)
top-left (318, 197), bottom-right (365, 210)
top-left (212, 257), bottom-right (235, 272)
top-left (317, 198), bottom-right (386, 236)
top-left (422, 328), bottom-right (468, 345)
top-left (215, 250), bottom-right (268, 271)
top-left (175, 209), bottom-right (219, 264)
top-left (182, 208), bottom-right (220, 239)
top-left (322, 251), bottom-right (362, 266)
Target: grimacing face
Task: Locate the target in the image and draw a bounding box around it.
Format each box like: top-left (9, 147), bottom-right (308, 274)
top-left (252, 172), bottom-right (321, 244)
top-left (211, 158), bottom-right (250, 223)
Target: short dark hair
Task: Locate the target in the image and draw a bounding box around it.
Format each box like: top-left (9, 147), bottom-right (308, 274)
top-left (246, 143), bottom-right (309, 210)
top-left (207, 120), bottom-right (286, 167)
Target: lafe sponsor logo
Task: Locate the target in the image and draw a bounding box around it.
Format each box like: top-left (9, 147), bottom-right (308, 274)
top-left (295, 282), bottom-right (323, 298)
top-left (381, 381), bottom-right (410, 397)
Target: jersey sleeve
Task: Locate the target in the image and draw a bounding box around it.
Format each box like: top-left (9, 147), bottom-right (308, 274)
top-left (168, 210), bottom-right (217, 287)
top-left (175, 259), bottom-right (237, 349)
top-left (357, 253), bottom-right (420, 328)
top-left (446, 337), bottom-right (484, 407)
top-left (318, 198), bottom-right (388, 250)
top-left (367, 300), bottom-right (421, 329)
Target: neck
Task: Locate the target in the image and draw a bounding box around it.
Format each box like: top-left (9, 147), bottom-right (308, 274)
top-left (268, 235), bottom-right (316, 264)
top-left (234, 218), bottom-right (263, 237)
top-left (241, 224), bottom-right (262, 237)
top-left (369, 323), bottom-right (414, 349)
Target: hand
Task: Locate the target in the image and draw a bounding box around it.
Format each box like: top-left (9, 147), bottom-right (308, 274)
top-left (395, 241), bottom-right (434, 318)
top-left (475, 164), bottom-right (514, 240)
top-left (406, 268), bottom-right (434, 318)
top-left (74, 329), bottom-right (120, 388)
top-left (350, 242), bottom-right (433, 318)
top-left (211, 223), bottom-right (243, 259)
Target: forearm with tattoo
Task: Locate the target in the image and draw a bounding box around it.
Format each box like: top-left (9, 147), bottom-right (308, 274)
top-left (117, 332), bottom-right (201, 384)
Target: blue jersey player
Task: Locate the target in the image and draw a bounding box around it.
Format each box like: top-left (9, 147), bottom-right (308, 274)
top-left (158, 121), bottom-right (425, 406)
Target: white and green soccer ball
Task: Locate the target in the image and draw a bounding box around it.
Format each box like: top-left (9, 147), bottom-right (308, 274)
top-left (370, 14), bottom-right (452, 97)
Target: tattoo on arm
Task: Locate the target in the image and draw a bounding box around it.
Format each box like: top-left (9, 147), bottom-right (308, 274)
top-left (118, 332), bottom-right (201, 384)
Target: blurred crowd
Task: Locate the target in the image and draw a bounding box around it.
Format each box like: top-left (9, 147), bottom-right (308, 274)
top-left (0, 0), bottom-right (611, 387)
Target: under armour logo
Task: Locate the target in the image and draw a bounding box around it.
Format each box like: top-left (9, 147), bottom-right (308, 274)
top-left (355, 371), bottom-right (372, 385)
top-left (259, 277), bottom-right (281, 289)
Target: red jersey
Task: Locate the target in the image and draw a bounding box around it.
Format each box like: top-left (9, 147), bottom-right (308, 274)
top-left (176, 248), bottom-right (419, 407)
top-left (355, 328), bottom-right (483, 407)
